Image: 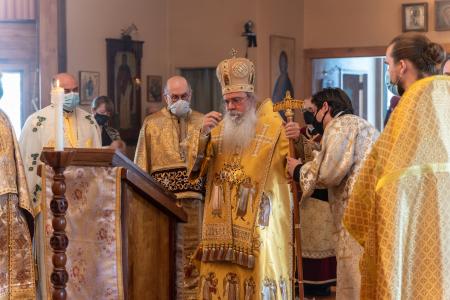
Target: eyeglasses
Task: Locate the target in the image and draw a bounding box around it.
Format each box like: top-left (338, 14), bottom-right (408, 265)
top-left (223, 96), bottom-right (247, 107)
top-left (166, 93), bottom-right (190, 102)
top-left (64, 87), bottom-right (78, 94)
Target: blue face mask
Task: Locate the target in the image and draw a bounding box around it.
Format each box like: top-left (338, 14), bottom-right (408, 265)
top-left (63, 92), bottom-right (80, 112)
top-left (385, 71), bottom-right (400, 96)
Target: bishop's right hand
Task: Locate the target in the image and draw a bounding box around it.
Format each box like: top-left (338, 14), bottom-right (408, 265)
top-left (201, 111), bottom-right (222, 135)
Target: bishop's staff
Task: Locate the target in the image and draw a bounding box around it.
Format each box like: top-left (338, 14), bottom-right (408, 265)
top-left (273, 91), bottom-right (305, 300)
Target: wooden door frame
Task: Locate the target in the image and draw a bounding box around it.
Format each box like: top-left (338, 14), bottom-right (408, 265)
top-left (302, 43), bottom-right (450, 97)
top-left (39, 0), bottom-right (66, 108)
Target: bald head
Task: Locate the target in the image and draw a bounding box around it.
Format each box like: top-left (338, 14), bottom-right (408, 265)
top-left (164, 75), bottom-right (191, 105)
top-left (52, 73), bottom-right (78, 92)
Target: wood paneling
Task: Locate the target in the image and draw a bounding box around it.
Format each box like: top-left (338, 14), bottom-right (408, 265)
top-left (0, 23), bottom-right (37, 59)
top-left (124, 188), bottom-right (174, 300)
top-left (0, 0), bottom-right (36, 20)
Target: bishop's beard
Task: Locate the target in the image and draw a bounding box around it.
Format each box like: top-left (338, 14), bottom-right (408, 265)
top-left (222, 105), bottom-right (257, 155)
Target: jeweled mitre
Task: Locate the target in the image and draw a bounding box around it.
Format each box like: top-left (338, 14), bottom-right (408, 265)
top-left (216, 50), bottom-right (255, 96)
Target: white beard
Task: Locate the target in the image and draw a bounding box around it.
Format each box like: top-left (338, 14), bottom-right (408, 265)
top-left (222, 106), bottom-right (257, 155)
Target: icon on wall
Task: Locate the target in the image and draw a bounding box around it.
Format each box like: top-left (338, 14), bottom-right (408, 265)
top-left (79, 71), bottom-right (100, 105)
top-left (435, 0), bottom-right (450, 31)
top-left (402, 2), bottom-right (428, 32)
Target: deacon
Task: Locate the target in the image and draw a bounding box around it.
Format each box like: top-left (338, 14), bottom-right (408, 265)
top-left (344, 33), bottom-right (449, 299)
top-left (134, 75), bottom-right (205, 299)
top-left (187, 52), bottom-right (294, 299)
top-left (0, 72), bottom-right (36, 299)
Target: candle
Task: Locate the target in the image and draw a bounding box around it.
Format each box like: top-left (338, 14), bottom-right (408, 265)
top-left (51, 80), bottom-right (64, 151)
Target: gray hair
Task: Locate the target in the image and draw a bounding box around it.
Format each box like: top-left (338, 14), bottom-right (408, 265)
top-left (246, 92), bottom-right (258, 103)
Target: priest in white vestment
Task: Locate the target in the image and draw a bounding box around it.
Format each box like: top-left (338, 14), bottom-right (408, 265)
top-left (19, 73), bottom-right (101, 299)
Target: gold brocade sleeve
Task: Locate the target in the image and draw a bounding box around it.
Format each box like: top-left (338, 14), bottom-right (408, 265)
top-left (300, 118), bottom-right (357, 197)
top-left (13, 128), bottom-right (34, 216)
top-left (294, 135), bottom-right (306, 161)
top-left (187, 130), bottom-right (211, 181)
top-left (0, 110), bottom-right (33, 216)
top-left (134, 119), bottom-right (150, 172)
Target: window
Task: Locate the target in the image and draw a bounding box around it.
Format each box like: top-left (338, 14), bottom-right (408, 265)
top-left (0, 71), bottom-right (22, 136)
top-left (312, 56), bottom-right (388, 131)
top-left (180, 68), bottom-right (222, 114)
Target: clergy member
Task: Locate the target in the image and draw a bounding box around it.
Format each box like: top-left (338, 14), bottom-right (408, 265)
top-left (19, 72), bottom-right (101, 298)
top-left (344, 33), bottom-right (448, 299)
top-left (20, 73), bottom-right (101, 206)
top-left (296, 105), bottom-right (337, 296)
top-left (134, 75), bottom-right (205, 299)
top-left (287, 88), bottom-right (379, 300)
top-left (0, 72), bottom-right (36, 299)
top-left (188, 52), bottom-right (293, 299)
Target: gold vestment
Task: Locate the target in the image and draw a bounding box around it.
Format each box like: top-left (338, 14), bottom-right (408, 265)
top-left (344, 76), bottom-right (450, 300)
top-left (135, 107), bottom-right (205, 300)
top-left (189, 99), bottom-right (292, 300)
top-left (0, 109), bottom-right (35, 300)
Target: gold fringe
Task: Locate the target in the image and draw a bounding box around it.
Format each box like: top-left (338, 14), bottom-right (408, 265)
top-left (195, 244), bottom-right (256, 269)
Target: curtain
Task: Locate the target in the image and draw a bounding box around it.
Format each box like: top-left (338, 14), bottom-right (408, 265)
top-left (0, 0), bottom-right (35, 21)
top-left (180, 68), bottom-right (222, 114)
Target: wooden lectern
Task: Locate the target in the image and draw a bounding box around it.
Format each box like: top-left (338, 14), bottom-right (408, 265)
top-left (40, 148), bottom-right (187, 300)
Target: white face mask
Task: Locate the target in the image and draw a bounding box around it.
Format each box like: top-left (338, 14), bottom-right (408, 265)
top-left (168, 99), bottom-right (191, 117)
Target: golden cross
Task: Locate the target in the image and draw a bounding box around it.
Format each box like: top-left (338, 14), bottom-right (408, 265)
top-left (273, 91), bottom-right (304, 119)
top-left (230, 48), bottom-right (238, 58)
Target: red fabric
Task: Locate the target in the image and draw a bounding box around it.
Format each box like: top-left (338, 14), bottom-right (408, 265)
top-left (303, 257), bottom-right (337, 283)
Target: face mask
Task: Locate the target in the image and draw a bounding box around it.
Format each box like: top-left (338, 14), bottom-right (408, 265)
top-left (385, 71), bottom-right (400, 96)
top-left (0, 82), bottom-right (3, 100)
top-left (63, 92), bottom-right (80, 112)
top-left (303, 111), bottom-right (315, 125)
top-left (168, 99), bottom-right (191, 117)
top-left (312, 107), bottom-right (328, 136)
top-left (94, 114), bottom-right (110, 126)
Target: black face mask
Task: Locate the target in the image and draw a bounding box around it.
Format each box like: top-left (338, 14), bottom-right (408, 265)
top-left (94, 114), bottom-right (110, 126)
top-left (312, 108), bottom-right (328, 136)
top-left (303, 111), bottom-right (315, 125)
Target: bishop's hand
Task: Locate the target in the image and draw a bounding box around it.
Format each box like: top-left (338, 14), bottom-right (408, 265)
top-left (202, 111), bottom-right (222, 135)
top-left (283, 121), bottom-right (300, 142)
